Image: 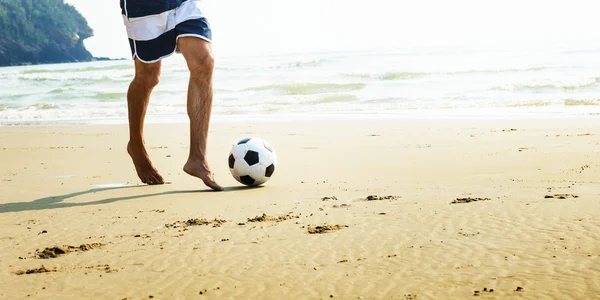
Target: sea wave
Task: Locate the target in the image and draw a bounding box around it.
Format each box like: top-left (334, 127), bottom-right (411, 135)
top-left (95, 92), bottom-right (126, 101)
top-left (362, 97), bottom-right (403, 103)
top-left (48, 88), bottom-right (75, 94)
top-left (449, 67), bottom-right (546, 74)
top-left (564, 99), bottom-right (600, 106)
top-left (29, 103), bottom-right (60, 110)
top-left (243, 83), bottom-right (366, 95)
top-left (21, 64), bottom-right (131, 75)
top-left (345, 72), bottom-right (426, 80)
top-left (505, 101), bottom-right (551, 107)
top-left (494, 78), bottom-right (599, 91)
top-left (346, 67), bottom-right (547, 81)
top-left (215, 58), bottom-right (325, 71)
top-left (316, 94), bottom-right (358, 104)
top-left (18, 75), bottom-right (130, 83)
top-left (273, 59), bottom-right (323, 69)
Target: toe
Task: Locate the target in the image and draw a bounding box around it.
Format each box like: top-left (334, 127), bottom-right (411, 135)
top-left (155, 174), bottom-right (165, 184)
top-left (148, 176), bottom-right (160, 185)
top-left (146, 174), bottom-right (158, 185)
top-left (204, 179), bottom-right (224, 191)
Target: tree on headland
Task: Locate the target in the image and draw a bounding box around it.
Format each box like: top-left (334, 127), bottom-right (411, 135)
top-left (0, 0), bottom-right (94, 66)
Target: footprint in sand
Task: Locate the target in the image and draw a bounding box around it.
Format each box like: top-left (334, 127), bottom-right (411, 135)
top-left (364, 195), bottom-right (401, 201)
top-left (15, 266), bottom-right (57, 275)
top-left (544, 194), bottom-right (579, 199)
top-left (35, 243), bottom-right (103, 259)
top-left (246, 213), bottom-right (300, 223)
top-left (85, 264), bottom-right (117, 273)
top-left (332, 204), bottom-right (350, 208)
top-left (321, 196), bottom-right (338, 201)
top-left (165, 218), bottom-right (227, 229)
top-left (306, 224), bottom-right (348, 234)
top-left (450, 197), bottom-right (491, 204)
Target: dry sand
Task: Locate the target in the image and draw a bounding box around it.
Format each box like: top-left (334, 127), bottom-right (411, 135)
top-left (0, 118), bottom-right (599, 299)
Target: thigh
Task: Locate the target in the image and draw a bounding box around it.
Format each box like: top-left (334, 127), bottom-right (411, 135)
top-left (177, 37), bottom-right (213, 71)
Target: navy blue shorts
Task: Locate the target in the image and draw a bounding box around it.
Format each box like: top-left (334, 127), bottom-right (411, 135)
top-left (120, 0), bottom-right (212, 63)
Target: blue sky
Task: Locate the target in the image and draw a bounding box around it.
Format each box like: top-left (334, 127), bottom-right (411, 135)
top-left (66, 0), bottom-right (600, 59)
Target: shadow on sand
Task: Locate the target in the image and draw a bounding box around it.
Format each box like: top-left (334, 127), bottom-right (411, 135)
top-left (0, 185), bottom-right (260, 214)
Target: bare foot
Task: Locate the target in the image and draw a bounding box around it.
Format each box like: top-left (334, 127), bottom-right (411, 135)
top-left (127, 141), bottom-right (164, 185)
top-left (183, 159), bottom-right (224, 191)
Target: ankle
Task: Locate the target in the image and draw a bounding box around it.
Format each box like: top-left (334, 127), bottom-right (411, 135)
top-left (128, 138), bottom-right (145, 147)
top-left (187, 151), bottom-right (207, 162)
top-left (185, 156), bottom-right (210, 167)
top-left (127, 140), bottom-right (148, 155)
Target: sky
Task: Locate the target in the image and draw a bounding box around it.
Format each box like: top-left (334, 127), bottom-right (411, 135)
top-left (65, 0), bottom-right (600, 59)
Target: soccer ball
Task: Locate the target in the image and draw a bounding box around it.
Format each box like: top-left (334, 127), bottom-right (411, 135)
top-left (228, 137), bottom-right (277, 186)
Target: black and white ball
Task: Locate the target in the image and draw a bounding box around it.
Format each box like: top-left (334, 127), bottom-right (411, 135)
top-left (228, 137), bottom-right (277, 186)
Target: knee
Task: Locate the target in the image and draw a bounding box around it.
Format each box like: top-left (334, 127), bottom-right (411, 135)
top-left (188, 51), bottom-right (214, 76)
top-left (135, 66), bottom-right (161, 88)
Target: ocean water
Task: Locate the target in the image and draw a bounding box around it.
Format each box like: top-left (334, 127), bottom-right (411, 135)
top-left (1, 44), bottom-right (600, 125)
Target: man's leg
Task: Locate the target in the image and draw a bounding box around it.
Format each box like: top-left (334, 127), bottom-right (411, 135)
top-left (177, 36), bottom-right (223, 191)
top-left (127, 58), bottom-right (165, 185)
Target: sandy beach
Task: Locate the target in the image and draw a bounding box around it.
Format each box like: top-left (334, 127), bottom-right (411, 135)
top-left (0, 118), bottom-right (599, 299)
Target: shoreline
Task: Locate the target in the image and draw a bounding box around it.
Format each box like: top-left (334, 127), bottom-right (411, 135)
top-left (2, 109), bottom-right (599, 127)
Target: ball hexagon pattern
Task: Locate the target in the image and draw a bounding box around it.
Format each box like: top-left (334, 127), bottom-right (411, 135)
top-left (228, 137), bottom-right (277, 186)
